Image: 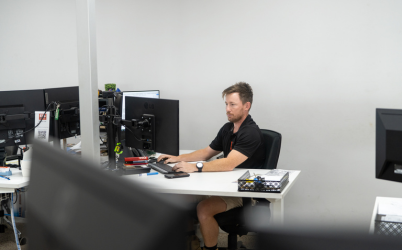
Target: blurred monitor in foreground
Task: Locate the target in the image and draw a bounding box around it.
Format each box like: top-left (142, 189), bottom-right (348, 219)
top-left (256, 227), bottom-right (402, 250)
top-left (376, 108), bottom-right (402, 183)
top-left (27, 140), bottom-right (187, 250)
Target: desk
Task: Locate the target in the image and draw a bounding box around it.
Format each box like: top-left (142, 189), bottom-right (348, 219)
top-left (369, 196), bottom-right (402, 235)
top-left (123, 167), bottom-right (300, 224)
top-left (0, 168), bottom-right (29, 246)
top-left (0, 168), bottom-right (29, 193)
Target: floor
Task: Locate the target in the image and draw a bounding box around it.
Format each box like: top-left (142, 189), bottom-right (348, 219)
top-left (195, 224), bottom-right (257, 249)
top-left (0, 217), bottom-right (257, 250)
top-left (0, 217), bottom-right (28, 250)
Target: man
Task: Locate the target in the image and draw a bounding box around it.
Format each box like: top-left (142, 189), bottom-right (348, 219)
top-left (157, 82), bottom-right (265, 250)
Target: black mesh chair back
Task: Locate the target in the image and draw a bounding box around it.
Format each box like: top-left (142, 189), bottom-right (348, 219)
top-left (261, 129), bottom-right (282, 170)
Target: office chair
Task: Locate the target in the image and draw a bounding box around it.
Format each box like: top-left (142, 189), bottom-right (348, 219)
top-left (0, 146), bottom-right (23, 169)
top-left (214, 129), bottom-right (282, 250)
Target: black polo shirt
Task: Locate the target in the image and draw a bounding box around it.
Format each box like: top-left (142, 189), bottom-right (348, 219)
top-left (209, 115), bottom-right (266, 169)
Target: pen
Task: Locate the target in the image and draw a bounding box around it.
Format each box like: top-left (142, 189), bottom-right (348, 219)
top-left (0, 176), bottom-right (10, 180)
top-left (138, 172), bottom-right (158, 177)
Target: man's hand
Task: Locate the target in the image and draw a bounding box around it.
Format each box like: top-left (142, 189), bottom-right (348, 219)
top-left (157, 154), bottom-right (180, 164)
top-left (172, 162), bottom-right (197, 173)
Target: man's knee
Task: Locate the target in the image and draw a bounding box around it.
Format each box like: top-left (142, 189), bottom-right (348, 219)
top-left (196, 197), bottom-right (226, 222)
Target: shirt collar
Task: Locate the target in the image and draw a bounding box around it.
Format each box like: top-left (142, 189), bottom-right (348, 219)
top-left (230, 114), bottom-right (252, 133)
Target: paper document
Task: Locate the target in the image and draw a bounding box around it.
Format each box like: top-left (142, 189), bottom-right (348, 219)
top-left (378, 200), bottom-right (402, 216)
top-left (259, 169), bottom-right (289, 182)
top-left (34, 111), bottom-right (50, 141)
top-left (380, 215), bottom-right (402, 223)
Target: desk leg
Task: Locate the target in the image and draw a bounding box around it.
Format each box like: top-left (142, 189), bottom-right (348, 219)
top-left (267, 198), bottom-right (284, 225)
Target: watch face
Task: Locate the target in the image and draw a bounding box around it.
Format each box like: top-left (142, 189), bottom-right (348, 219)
top-left (197, 162), bottom-right (203, 168)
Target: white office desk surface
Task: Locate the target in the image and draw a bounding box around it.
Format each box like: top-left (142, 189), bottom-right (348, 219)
top-left (369, 196), bottom-right (402, 234)
top-left (0, 168), bottom-right (29, 193)
top-left (123, 168), bottom-right (300, 224)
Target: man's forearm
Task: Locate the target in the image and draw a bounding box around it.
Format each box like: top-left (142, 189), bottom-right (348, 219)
top-left (176, 147), bottom-right (212, 162)
top-left (202, 158), bottom-right (236, 172)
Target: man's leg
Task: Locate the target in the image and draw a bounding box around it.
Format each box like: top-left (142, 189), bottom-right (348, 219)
top-left (196, 196), bottom-right (227, 249)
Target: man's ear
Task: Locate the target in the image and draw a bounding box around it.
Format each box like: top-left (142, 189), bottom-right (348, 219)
top-left (245, 102), bottom-right (251, 111)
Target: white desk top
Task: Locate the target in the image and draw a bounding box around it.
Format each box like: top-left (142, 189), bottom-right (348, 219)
top-left (369, 196), bottom-right (402, 233)
top-left (0, 168), bottom-right (29, 193)
top-left (123, 168), bottom-right (300, 199)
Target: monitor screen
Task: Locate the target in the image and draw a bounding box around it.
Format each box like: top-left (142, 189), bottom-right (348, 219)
top-left (0, 89), bottom-right (45, 147)
top-left (27, 140), bottom-right (187, 250)
top-left (43, 86), bottom-right (80, 140)
top-left (376, 108), bottom-right (402, 183)
top-left (121, 90), bottom-right (160, 131)
top-left (124, 96), bottom-right (179, 156)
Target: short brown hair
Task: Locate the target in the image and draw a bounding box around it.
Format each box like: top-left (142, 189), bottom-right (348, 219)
top-left (222, 82), bottom-right (253, 106)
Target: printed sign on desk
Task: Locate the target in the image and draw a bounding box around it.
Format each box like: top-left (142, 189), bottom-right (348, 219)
top-left (34, 111), bottom-right (50, 142)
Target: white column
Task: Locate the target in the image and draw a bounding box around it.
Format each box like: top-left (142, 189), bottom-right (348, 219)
top-left (75, 0), bottom-right (100, 163)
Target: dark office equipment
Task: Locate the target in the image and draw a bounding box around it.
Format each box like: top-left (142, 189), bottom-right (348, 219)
top-left (27, 140), bottom-right (188, 250)
top-left (121, 90), bottom-right (160, 132)
top-left (256, 227), bottom-right (402, 250)
top-left (44, 86), bottom-right (80, 147)
top-left (214, 129), bottom-right (281, 250)
top-left (148, 162), bottom-right (175, 174)
top-left (98, 91), bottom-right (123, 171)
top-left (376, 108), bottom-right (402, 183)
top-left (124, 96), bottom-right (179, 156)
top-left (165, 172), bottom-right (190, 179)
top-left (0, 89), bottom-right (45, 165)
top-left (98, 98), bottom-right (107, 112)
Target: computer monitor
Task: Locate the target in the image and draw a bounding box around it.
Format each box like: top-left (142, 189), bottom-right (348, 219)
top-left (124, 96), bottom-right (179, 156)
top-left (121, 90), bottom-right (160, 131)
top-left (27, 140), bottom-right (187, 250)
top-left (43, 86), bottom-right (80, 141)
top-left (376, 108), bottom-right (402, 183)
top-left (0, 89), bottom-right (46, 163)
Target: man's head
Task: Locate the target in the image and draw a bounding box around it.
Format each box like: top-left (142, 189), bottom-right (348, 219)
top-left (222, 82), bottom-right (253, 123)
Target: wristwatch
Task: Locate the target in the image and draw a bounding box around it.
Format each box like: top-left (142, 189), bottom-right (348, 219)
top-left (196, 162), bottom-right (204, 172)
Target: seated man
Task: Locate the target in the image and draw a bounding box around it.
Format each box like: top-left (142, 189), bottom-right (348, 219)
top-left (157, 82), bottom-right (266, 250)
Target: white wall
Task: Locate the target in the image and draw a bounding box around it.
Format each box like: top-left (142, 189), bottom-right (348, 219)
top-left (1, 0), bottom-right (402, 231)
top-left (0, 0), bottom-right (78, 90)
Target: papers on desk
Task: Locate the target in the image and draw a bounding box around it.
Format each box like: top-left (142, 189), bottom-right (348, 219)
top-left (260, 169), bottom-right (289, 182)
top-left (0, 167), bottom-right (12, 176)
top-left (378, 200), bottom-right (402, 217)
top-left (375, 199), bottom-right (402, 224)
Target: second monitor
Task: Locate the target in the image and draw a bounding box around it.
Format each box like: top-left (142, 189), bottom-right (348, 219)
top-left (124, 96), bottom-right (179, 156)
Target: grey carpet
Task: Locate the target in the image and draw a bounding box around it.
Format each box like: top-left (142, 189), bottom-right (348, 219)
top-left (0, 217), bottom-right (28, 250)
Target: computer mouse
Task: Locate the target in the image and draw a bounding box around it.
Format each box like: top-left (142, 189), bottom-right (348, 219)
top-left (148, 158), bottom-right (157, 163)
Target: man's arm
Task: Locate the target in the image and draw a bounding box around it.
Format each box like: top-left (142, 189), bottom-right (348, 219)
top-left (171, 149), bottom-right (248, 173)
top-left (157, 146), bottom-right (220, 164)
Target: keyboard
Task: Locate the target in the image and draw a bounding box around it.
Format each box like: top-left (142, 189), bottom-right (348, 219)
top-left (148, 162), bottom-right (174, 174)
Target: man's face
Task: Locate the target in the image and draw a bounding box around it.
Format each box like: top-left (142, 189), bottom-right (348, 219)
top-left (225, 92), bottom-right (250, 123)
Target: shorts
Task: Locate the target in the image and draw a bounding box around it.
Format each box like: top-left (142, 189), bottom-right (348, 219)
top-left (194, 195), bottom-right (243, 212)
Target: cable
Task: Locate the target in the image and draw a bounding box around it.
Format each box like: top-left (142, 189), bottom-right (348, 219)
top-left (20, 101), bottom-right (55, 135)
top-left (122, 124), bottom-right (142, 142)
top-left (13, 190), bottom-right (18, 204)
top-left (10, 193), bottom-right (22, 250)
